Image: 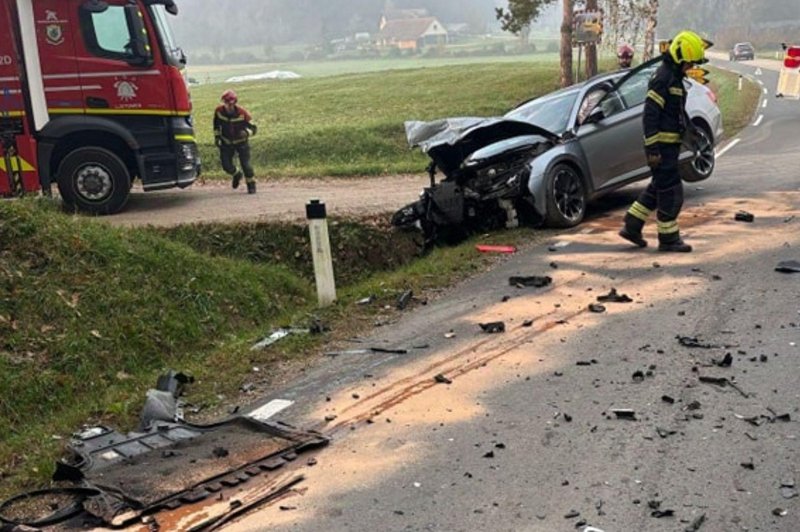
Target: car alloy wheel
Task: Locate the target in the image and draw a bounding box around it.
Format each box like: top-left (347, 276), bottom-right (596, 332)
top-left (545, 163), bottom-right (586, 227)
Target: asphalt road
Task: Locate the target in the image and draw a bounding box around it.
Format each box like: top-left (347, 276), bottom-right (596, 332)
top-left (134, 58), bottom-right (799, 532)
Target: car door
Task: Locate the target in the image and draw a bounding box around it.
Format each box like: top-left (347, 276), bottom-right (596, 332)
top-left (584, 59), bottom-right (661, 192)
top-left (572, 78), bottom-right (628, 188)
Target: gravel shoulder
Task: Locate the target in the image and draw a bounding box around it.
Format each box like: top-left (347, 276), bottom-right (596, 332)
top-left (105, 175), bottom-right (430, 227)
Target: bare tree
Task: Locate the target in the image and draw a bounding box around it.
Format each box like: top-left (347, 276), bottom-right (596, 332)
top-left (641, 0), bottom-right (659, 61)
top-left (561, 0), bottom-right (574, 87)
top-left (584, 0), bottom-right (598, 78)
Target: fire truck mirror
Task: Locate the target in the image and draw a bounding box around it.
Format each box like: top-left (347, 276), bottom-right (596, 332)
top-left (125, 5), bottom-right (154, 66)
top-left (81, 0), bottom-right (109, 13)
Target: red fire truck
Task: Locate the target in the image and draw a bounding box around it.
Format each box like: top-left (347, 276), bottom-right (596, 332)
top-left (0, 0), bottom-right (199, 214)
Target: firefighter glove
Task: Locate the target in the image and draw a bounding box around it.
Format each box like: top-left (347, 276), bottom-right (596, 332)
top-left (214, 136), bottom-right (222, 147)
top-left (646, 152), bottom-right (662, 169)
top-left (248, 124), bottom-right (258, 136)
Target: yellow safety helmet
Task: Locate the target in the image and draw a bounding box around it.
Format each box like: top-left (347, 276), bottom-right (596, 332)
top-left (668, 30), bottom-right (712, 64)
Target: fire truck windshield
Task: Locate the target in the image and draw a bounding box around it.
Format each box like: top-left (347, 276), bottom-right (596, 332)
top-left (151, 5), bottom-right (185, 67)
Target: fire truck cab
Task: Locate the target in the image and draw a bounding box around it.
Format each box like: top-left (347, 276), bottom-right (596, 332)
top-left (0, 0), bottom-right (199, 214)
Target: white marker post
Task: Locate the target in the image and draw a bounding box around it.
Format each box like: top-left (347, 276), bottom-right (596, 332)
top-left (738, 74), bottom-right (743, 91)
top-left (306, 199), bottom-right (337, 307)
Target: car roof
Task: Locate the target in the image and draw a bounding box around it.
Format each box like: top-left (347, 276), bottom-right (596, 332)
top-left (734, 42), bottom-right (753, 47)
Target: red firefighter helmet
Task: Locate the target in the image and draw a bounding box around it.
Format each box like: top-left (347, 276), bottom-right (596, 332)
top-left (617, 43), bottom-right (634, 59)
top-left (221, 89), bottom-right (238, 104)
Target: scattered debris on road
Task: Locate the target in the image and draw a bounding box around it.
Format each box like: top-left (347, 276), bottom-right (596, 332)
top-left (734, 210), bottom-right (755, 222)
top-left (611, 409), bottom-right (636, 420)
top-left (509, 275), bottom-right (552, 288)
top-left (476, 244), bottom-right (517, 254)
top-left (684, 513), bottom-right (706, 531)
top-left (596, 288), bottom-right (633, 303)
top-left (775, 260), bottom-right (800, 273)
top-left (434, 374), bottom-right (453, 385)
top-left (396, 289), bottom-right (414, 310)
top-left (677, 336), bottom-right (719, 349)
top-left (479, 321), bottom-right (506, 333)
top-left (251, 327), bottom-right (310, 351)
top-left (588, 303), bottom-right (606, 313)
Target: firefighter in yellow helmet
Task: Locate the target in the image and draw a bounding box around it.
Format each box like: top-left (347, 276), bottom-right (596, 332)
top-left (619, 31), bottom-right (711, 252)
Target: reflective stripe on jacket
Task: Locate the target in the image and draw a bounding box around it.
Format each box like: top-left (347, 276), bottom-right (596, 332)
top-left (643, 58), bottom-right (687, 152)
top-left (213, 104), bottom-right (254, 145)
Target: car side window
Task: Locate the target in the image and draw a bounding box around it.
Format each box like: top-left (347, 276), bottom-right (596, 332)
top-left (616, 63), bottom-right (659, 108)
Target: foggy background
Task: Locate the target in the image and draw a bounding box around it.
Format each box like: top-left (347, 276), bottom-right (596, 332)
top-left (170, 0), bottom-right (800, 65)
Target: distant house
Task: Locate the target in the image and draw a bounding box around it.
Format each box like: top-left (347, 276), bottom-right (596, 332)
top-left (376, 16), bottom-right (448, 51)
top-left (379, 8), bottom-right (430, 30)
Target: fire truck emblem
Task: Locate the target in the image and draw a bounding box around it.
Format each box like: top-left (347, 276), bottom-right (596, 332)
top-left (44, 10), bottom-right (65, 46)
top-left (114, 80), bottom-right (139, 102)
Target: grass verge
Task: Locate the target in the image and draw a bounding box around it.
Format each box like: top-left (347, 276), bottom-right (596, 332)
top-left (708, 66), bottom-right (762, 139)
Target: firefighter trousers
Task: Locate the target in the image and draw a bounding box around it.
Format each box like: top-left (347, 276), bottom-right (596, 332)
top-left (219, 143), bottom-right (255, 183)
top-left (623, 144), bottom-right (684, 244)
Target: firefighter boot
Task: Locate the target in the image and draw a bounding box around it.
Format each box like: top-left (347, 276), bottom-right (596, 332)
top-left (247, 180), bottom-right (257, 194)
top-left (619, 201), bottom-right (652, 248)
top-left (232, 171), bottom-right (243, 189)
top-left (658, 238), bottom-right (692, 252)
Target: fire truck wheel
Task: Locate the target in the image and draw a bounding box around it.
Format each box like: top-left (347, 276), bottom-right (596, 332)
top-left (57, 147), bottom-right (131, 215)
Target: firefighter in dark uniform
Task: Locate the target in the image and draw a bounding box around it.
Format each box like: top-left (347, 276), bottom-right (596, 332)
top-left (214, 90), bottom-right (258, 194)
top-left (619, 30), bottom-right (710, 252)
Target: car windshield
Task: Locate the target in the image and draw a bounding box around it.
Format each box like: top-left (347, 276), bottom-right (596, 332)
top-left (504, 89), bottom-right (579, 134)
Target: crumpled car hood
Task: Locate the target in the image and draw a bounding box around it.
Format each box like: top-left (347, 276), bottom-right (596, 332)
top-left (405, 117), bottom-right (559, 175)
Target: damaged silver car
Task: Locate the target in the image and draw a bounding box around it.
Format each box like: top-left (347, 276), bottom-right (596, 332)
top-left (392, 58), bottom-right (723, 245)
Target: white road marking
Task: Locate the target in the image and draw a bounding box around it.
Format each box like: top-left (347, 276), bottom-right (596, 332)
top-left (550, 241), bottom-right (571, 249)
top-left (753, 114), bottom-right (764, 126)
top-left (757, 79), bottom-right (764, 86)
top-left (716, 138), bottom-right (741, 158)
top-left (248, 399), bottom-right (294, 421)
top-left (763, 87), bottom-right (768, 95)
top-left (762, 100), bottom-right (768, 108)
top-left (755, 68), bottom-right (762, 75)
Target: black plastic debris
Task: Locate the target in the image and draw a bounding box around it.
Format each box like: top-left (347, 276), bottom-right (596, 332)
top-left (661, 395), bottom-right (676, 404)
top-left (775, 260), bottom-right (800, 273)
top-left (588, 303), bottom-right (606, 313)
top-left (396, 289), bottom-right (414, 310)
top-left (714, 353), bottom-right (733, 367)
top-left (479, 322), bottom-right (506, 334)
top-left (740, 459), bottom-right (755, 470)
top-left (483, 451), bottom-right (495, 459)
top-left (685, 514), bottom-right (706, 531)
top-left (522, 319), bottom-right (534, 327)
top-left (611, 409), bottom-right (636, 420)
top-left (19, 372), bottom-right (330, 530)
top-left (632, 371), bottom-right (645, 383)
top-left (772, 508), bottom-right (788, 517)
top-left (434, 374), bottom-right (453, 385)
top-left (677, 336), bottom-right (718, 349)
top-left (564, 510), bottom-right (580, 519)
top-left (509, 275), bottom-right (552, 288)
top-left (651, 510), bottom-right (674, 518)
top-left (734, 210), bottom-right (754, 222)
top-left (596, 288), bottom-right (633, 303)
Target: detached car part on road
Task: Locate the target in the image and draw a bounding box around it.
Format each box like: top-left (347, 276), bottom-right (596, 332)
top-left (392, 57), bottom-right (723, 246)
